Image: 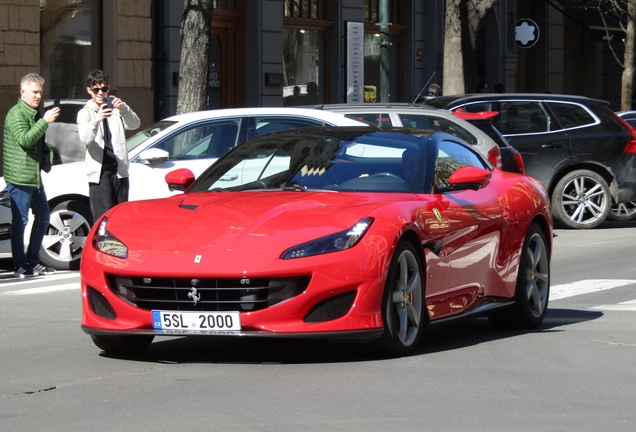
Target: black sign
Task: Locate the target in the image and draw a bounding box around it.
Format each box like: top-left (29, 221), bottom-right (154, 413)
top-left (266, 73), bottom-right (283, 87)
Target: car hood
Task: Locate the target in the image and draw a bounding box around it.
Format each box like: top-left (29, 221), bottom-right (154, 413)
top-left (103, 191), bottom-right (408, 271)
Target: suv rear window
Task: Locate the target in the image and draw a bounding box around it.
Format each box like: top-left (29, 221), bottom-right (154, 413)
top-left (547, 102), bottom-right (597, 129)
top-left (499, 101), bottom-right (550, 134)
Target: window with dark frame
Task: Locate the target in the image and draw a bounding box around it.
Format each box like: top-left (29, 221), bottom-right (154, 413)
top-left (40, 0), bottom-right (100, 100)
top-left (283, 0), bottom-right (329, 106)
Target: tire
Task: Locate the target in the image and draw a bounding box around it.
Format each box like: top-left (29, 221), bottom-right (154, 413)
top-left (489, 223), bottom-right (550, 328)
top-left (607, 200), bottom-right (636, 222)
top-left (376, 241), bottom-right (425, 356)
top-left (40, 200), bottom-right (93, 270)
top-left (551, 169), bottom-right (610, 229)
top-left (91, 335), bottom-right (154, 353)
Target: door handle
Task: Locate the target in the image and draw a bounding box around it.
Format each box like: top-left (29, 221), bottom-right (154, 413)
top-left (541, 143), bottom-right (560, 149)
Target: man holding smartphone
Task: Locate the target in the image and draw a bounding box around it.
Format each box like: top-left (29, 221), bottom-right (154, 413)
top-left (3, 73), bottom-right (60, 277)
top-left (77, 69), bottom-right (140, 223)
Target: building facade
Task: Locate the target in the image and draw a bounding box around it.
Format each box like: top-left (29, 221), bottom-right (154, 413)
top-left (0, 0), bottom-right (630, 173)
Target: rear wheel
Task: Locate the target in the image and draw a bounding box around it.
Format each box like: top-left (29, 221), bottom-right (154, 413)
top-left (551, 169), bottom-right (610, 229)
top-left (91, 335), bottom-right (154, 353)
top-left (607, 200), bottom-right (636, 222)
top-left (40, 200), bottom-right (93, 270)
top-left (489, 223), bottom-right (550, 328)
top-left (376, 241), bottom-right (425, 356)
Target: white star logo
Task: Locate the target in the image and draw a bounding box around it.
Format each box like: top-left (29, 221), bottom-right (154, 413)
top-left (516, 21), bottom-right (537, 45)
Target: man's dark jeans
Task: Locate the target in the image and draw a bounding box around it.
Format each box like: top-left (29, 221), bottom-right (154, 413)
top-left (7, 182), bottom-right (50, 268)
top-left (89, 171), bottom-right (129, 223)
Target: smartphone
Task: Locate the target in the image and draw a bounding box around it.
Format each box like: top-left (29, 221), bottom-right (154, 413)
top-left (104, 96), bottom-right (113, 110)
top-left (53, 99), bottom-right (60, 108)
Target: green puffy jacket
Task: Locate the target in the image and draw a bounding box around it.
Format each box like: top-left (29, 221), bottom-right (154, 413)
top-left (3, 99), bottom-right (49, 187)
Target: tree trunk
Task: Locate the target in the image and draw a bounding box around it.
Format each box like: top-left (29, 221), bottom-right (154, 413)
top-left (444, 0), bottom-right (465, 94)
top-left (622, 0), bottom-right (635, 111)
top-left (443, 0), bottom-right (498, 95)
top-left (176, 0), bottom-right (213, 115)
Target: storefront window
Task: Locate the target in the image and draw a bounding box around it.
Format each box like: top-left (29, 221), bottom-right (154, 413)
top-left (283, 29), bottom-right (324, 106)
top-left (284, 0), bottom-right (325, 19)
top-left (40, 0), bottom-right (99, 99)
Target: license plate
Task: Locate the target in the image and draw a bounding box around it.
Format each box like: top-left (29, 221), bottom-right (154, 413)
top-left (152, 310), bottom-right (241, 331)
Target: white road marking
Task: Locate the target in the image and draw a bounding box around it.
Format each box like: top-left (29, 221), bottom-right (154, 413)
top-left (0, 271), bottom-right (77, 286)
top-left (3, 282), bottom-right (80, 295)
top-left (591, 299), bottom-right (636, 312)
top-left (549, 279), bottom-right (636, 301)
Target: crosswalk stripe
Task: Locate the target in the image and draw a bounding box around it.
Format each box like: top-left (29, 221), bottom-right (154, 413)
top-left (591, 299), bottom-right (636, 312)
top-left (3, 282), bottom-right (80, 295)
top-left (550, 279), bottom-right (636, 301)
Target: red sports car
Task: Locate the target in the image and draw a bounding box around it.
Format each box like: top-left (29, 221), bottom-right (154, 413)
top-left (81, 127), bottom-right (552, 356)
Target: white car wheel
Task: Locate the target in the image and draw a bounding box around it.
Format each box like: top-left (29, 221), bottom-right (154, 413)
top-left (40, 200), bottom-right (92, 270)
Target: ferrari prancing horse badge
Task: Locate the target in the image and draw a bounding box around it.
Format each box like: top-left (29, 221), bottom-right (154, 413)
top-left (433, 208), bottom-right (443, 224)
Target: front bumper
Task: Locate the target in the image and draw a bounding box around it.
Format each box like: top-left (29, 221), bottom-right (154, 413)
top-left (81, 325), bottom-right (383, 340)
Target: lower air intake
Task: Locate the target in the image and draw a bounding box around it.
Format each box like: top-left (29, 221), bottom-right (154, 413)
top-left (304, 291), bottom-right (357, 323)
top-left (88, 287), bottom-right (117, 320)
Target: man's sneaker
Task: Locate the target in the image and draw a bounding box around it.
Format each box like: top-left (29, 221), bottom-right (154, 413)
top-left (14, 265), bottom-right (39, 278)
top-left (32, 263), bottom-right (56, 275)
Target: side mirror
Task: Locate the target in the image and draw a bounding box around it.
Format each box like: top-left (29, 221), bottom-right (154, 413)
top-left (165, 168), bottom-right (195, 192)
top-left (437, 166), bottom-right (491, 193)
top-left (138, 148), bottom-right (169, 165)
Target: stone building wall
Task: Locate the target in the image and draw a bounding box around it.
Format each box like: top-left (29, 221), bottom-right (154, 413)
top-left (108, 0), bottom-right (153, 131)
top-left (0, 0), bottom-right (41, 176)
top-left (116, 0), bottom-right (153, 89)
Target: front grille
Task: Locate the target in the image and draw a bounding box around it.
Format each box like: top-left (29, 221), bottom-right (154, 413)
top-left (106, 275), bottom-right (310, 312)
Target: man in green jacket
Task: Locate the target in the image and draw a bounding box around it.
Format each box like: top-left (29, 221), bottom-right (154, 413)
top-left (3, 73), bottom-right (60, 278)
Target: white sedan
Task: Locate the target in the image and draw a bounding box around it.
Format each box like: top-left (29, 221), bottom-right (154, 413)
top-left (0, 107), bottom-right (367, 269)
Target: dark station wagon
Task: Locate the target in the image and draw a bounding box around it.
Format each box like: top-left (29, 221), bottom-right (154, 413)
top-left (426, 94), bottom-right (636, 229)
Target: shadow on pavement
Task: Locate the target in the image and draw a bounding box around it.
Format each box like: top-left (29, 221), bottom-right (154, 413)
top-left (97, 308), bottom-right (602, 364)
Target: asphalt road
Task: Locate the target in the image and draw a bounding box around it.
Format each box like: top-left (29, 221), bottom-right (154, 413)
top-left (1, 222), bottom-right (635, 431)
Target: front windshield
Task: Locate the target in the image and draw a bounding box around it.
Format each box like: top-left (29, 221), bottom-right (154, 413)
top-left (126, 121), bottom-right (177, 152)
top-left (188, 130), bottom-right (427, 194)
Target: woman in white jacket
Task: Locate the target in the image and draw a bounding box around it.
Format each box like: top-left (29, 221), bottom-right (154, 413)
top-left (77, 69), bottom-right (140, 223)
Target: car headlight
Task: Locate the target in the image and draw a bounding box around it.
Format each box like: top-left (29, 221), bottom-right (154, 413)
top-left (281, 218), bottom-right (373, 259)
top-left (93, 217), bottom-right (128, 258)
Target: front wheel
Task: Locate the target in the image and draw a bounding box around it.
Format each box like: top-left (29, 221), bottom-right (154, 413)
top-left (40, 200), bottom-right (93, 270)
top-left (607, 200), bottom-right (636, 222)
top-left (551, 170), bottom-right (610, 229)
top-left (489, 223), bottom-right (550, 328)
top-left (376, 241), bottom-right (425, 356)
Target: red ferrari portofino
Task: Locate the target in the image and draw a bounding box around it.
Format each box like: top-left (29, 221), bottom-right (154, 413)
top-left (81, 127), bottom-right (552, 356)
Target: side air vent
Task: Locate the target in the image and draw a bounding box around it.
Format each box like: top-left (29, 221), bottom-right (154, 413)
top-left (304, 291), bottom-right (357, 323)
top-left (88, 287), bottom-right (117, 320)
